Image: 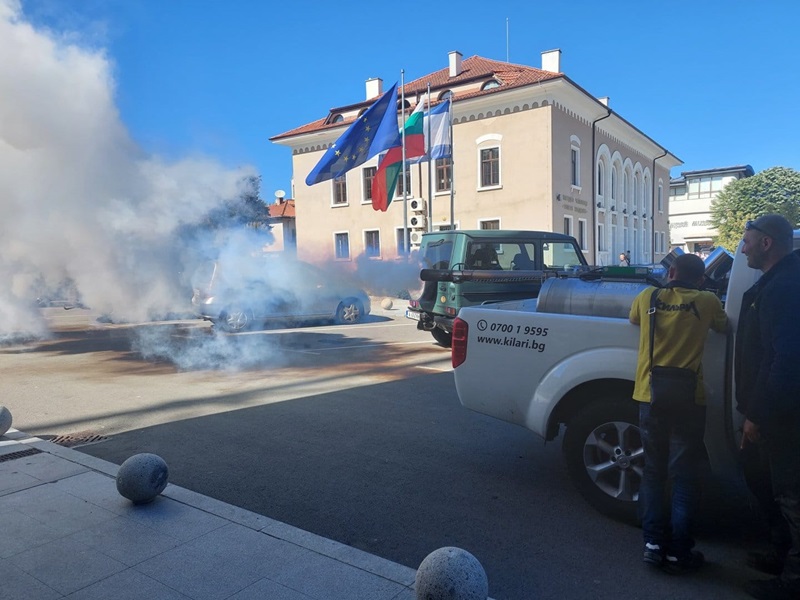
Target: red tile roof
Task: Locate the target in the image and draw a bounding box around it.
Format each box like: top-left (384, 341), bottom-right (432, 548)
top-left (268, 199), bottom-right (295, 218)
top-left (270, 55), bottom-right (561, 140)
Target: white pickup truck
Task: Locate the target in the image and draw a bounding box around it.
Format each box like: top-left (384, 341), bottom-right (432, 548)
top-left (451, 237), bottom-right (799, 521)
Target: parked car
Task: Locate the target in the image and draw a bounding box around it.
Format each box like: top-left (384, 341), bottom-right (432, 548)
top-left (191, 257), bottom-right (371, 332)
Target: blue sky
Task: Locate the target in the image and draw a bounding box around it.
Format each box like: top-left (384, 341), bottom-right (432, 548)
top-left (18, 0), bottom-right (800, 200)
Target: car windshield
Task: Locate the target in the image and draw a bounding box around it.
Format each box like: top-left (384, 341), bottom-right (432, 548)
top-left (542, 242), bottom-right (585, 269)
top-left (190, 261), bottom-right (217, 289)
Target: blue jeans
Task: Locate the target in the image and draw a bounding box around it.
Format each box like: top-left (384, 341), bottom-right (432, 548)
top-left (639, 402), bottom-right (706, 556)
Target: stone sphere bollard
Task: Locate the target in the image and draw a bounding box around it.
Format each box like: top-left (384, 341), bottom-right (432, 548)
top-left (116, 453), bottom-right (169, 504)
top-left (381, 298), bottom-right (394, 310)
top-left (415, 546), bottom-right (488, 600)
top-left (0, 406), bottom-right (11, 436)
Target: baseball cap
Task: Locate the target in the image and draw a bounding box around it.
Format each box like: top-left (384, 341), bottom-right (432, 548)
top-left (745, 214), bottom-right (794, 242)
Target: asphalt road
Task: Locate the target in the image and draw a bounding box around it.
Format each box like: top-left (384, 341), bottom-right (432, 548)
top-left (0, 305), bottom-right (767, 599)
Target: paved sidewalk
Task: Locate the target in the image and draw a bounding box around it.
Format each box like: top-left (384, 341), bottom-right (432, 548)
top-left (0, 429), bottom-right (418, 600)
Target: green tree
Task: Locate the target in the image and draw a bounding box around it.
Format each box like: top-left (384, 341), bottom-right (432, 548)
top-left (710, 166), bottom-right (800, 251)
top-left (215, 174), bottom-right (271, 227)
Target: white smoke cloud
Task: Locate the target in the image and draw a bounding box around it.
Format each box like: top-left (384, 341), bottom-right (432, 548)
top-left (0, 0), bottom-right (256, 339)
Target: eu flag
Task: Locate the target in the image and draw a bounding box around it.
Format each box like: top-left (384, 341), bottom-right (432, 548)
top-left (305, 82), bottom-right (400, 186)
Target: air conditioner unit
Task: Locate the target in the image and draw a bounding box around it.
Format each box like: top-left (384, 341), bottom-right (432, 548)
top-left (410, 230), bottom-right (424, 245)
top-left (409, 198), bottom-right (427, 213)
top-left (409, 215), bottom-right (427, 229)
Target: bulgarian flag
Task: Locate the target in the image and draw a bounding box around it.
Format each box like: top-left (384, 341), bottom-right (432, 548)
top-left (371, 100), bottom-right (426, 212)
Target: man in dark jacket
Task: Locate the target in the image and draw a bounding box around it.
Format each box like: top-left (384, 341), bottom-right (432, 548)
top-left (736, 214), bottom-right (800, 600)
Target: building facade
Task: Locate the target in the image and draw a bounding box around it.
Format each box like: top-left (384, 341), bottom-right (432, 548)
top-left (271, 50), bottom-right (681, 267)
top-left (266, 194), bottom-right (297, 255)
top-left (668, 165), bottom-right (754, 255)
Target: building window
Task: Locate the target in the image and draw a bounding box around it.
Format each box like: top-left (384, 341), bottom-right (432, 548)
top-left (611, 224), bottom-right (617, 254)
top-left (362, 167), bottom-right (376, 203)
top-left (570, 136), bottom-right (581, 188)
top-left (435, 158), bottom-right (452, 192)
top-left (670, 185), bottom-right (687, 199)
top-left (564, 215), bottom-right (573, 236)
top-left (364, 230), bottom-right (381, 258)
top-left (611, 167), bottom-right (617, 204)
top-left (479, 219), bottom-right (500, 230)
top-left (657, 183), bottom-right (663, 212)
top-left (396, 227), bottom-right (410, 255)
top-left (687, 175), bottom-right (724, 199)
top-left (633, 174), bottom-right (639, 211)
top-left (438, 90), bottom-right (454, 101)
top-left (334, 232), bottom-right (350, 259)
top-left (597, 223), bottom-right (606, 252)
top-left (597, 162), bottom-right (604, 202)
top-left (578, 219), bottom-right (587, 250)
top-left (622, 172), bottom-right (628, 210)
top-left (479, 147), bottom-right (500, 187)
top-left (332, 175), bottom-right (347, 205)
top-left (481, 79), bottom-right (501, 90)
top-left (395, 167), bottom-right (411, 198)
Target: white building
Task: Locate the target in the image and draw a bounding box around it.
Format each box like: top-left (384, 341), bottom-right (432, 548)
top-left (271, 50), bottom-right (680, 267)
top-left (669, 165), bottom-right (754, 255)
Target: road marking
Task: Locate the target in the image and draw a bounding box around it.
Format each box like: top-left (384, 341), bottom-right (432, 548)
top-left (226, 320), bottom-right (413, 336)
top-left (310, 340), bottom-right (437, 352)
top-left (415, 365), bottom-right (452, 372)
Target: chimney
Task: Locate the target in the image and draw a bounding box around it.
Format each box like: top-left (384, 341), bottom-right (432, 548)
top-left (598, 96), bottom-right (610, 107)
top-left (541, 49), bottom-right (562, 73)
top-left (365, 77), bottom-right (383, 100)
top-left (449, 50), bottom-right (463, 77)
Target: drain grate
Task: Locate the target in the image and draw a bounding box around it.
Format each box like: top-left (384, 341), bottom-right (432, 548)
top-left (0, 447), bottom-right (43, 462)
top-left (48, 431), bottom-right (109, 448)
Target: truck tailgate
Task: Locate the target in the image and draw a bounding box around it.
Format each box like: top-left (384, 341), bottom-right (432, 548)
top-left (454, 305), bottom-right (638, 437)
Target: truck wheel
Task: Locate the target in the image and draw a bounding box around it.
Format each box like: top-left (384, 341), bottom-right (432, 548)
top-left (563, 400), bottom-right (642, 524)
top-left (431, 327), bottom-right (452, 348)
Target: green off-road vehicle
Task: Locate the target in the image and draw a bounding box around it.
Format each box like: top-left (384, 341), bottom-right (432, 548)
top-left (406, 230), bottom-right (588, 347)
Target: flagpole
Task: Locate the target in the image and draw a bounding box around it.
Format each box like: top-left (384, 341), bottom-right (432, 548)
top-left (449, 99), bottom-right (455, 228)
top-left (400, 70), bottom-right (408, 254)
top-left (426, 84), bottom-right (433, 233)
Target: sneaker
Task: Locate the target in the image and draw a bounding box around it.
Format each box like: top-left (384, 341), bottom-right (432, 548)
top-left (663, 550), bottom-right (704, 574)
top-left (746, 551), bottom-right (784, 576)
top-left (643, 542), bottom-right (664, 566)
top-left (744, 577), bottom-right (800, 600)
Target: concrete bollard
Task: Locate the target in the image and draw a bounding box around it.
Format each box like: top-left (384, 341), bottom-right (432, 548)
top-left (0, 406), bottom-right (12, 437)
top-left (116, 453), bottom-right (169, 504)
top-left (415, 546), bottom-right (488, 600)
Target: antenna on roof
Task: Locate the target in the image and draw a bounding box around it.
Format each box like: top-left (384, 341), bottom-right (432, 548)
top-left (506, 17), bottom-right (509, 62)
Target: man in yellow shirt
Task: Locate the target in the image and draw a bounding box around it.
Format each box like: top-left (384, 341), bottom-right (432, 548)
top-left (629, 253), bottom-right (727, 573)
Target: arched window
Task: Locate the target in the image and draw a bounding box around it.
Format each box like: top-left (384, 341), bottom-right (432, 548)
top-left (331, 114), bottom-right (344, 124)
top-left (611, 167), bottom-right (617, 204)
top-left (596, 161), bottom-right (604, 202)
top-left (481, 79), bottom-right (501, 91)
top-left (438, 90), bottom-right (454, 101)
top-left (622, 172), bottom-right (628, 209)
